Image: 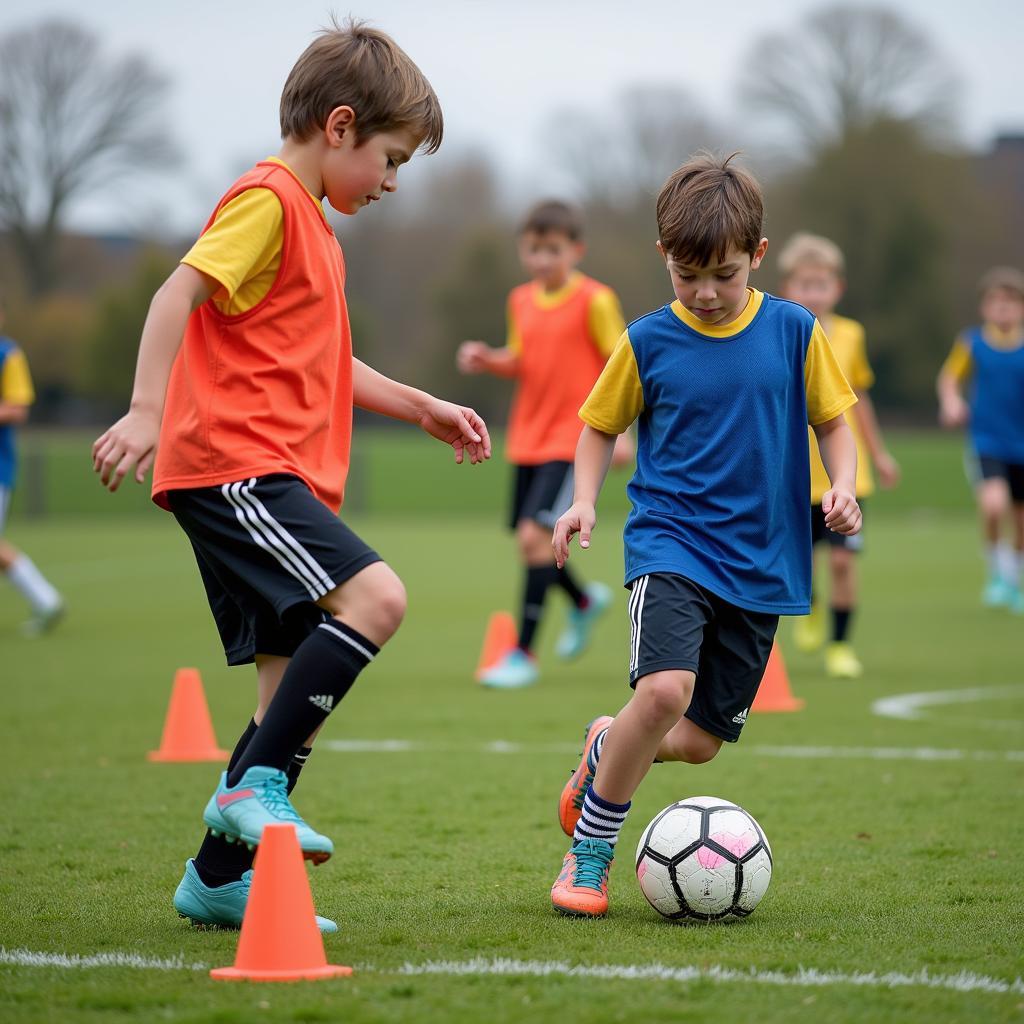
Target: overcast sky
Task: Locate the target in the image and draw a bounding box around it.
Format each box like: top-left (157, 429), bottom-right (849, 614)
top-left (2, 0), bottom-right (1022, 236)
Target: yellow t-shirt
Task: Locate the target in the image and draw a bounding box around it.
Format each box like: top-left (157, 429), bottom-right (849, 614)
top-left (808, 314), bottom-right (875, 502)
top-left (581, 290), bottom-right (855, 434)
top-left (181, 157), bottom-right (319, 316)
top-left (506, 272), bottom-right (625, 357)
top-left (0, 347), bottom-right (34, 405)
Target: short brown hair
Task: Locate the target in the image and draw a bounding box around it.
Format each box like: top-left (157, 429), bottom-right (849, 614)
top-left (978, 266), bottom-right (1024, 300)
top-left (656, 152), bottom-right (763, 266)
top-left (519, 200), bottom-right (584, 241)
top-left (777, 232), bottom-right (845, 278)
top-left (280, 18), bottom-right (443, 153)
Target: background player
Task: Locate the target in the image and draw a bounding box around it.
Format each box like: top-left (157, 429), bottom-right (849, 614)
top-left (938, 266), bottom-right (1024, 613)
top-left (779, 233), bottom-right (900, 678)
top-left (457, 200), bottom-right (630, 688)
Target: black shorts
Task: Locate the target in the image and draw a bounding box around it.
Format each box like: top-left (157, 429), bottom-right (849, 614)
top-left (508, 461), bottom-right (574, 530)
top-left (976, 455), bottom-right (1024, 503)
top-left (810, 501), bottom-right (865, 552)
top-left (627, 573), bottom-right (779, 743)
top-left (168, 474), bottom-right (381, 666)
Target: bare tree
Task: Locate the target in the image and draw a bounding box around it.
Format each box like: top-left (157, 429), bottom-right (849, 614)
top-left (740, 4), bottom-right (959, 152)
top-left (0, 20), bottom-right (177, 294)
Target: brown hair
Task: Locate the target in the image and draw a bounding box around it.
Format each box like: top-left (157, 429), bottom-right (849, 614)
top-left (978, 266), bottom-right (1024, 300)
top-left (280, 18), bottom-right (443, 153)
top-left (519, 200), bottom-right (584, 241)
top-left (777, 232), bottom-right (845, 278)
top-left (656, 152), bottom-right (763, 266)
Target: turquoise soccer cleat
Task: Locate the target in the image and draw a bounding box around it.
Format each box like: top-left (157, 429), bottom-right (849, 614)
top-left (202, 766), bottom-right (334, 864)
top-left (479, 648), bottom-right (539, 689)
top-left (982, 575), bottom-right (1012, 608)
top-left (555, 582), bottom-right (612, 660)
top-left (173, 859), bottom-right (337, 932)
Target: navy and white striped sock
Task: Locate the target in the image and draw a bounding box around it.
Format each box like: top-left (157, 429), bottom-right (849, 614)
top-left (573, 787), bottom-right (630, 846)
top-left (586, 728), bottom-right (608, 773)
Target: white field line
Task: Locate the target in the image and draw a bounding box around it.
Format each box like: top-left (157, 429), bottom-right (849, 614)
top-left (0, 948), bottom-right (206, 971)
top-left (322, 739), bottom-right (1024, 762)
top-left (872, 684), bottom-right (1024, 722)
top-left (2, 948), bottom-right (1021, 995)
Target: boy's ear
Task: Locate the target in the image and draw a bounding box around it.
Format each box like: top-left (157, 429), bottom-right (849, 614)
top-left (655, 240), bottom-right (668, 263)
top-left (324, 105), bottom-right (357, 148)
top-left (750, 237), bottom-right (769, 270)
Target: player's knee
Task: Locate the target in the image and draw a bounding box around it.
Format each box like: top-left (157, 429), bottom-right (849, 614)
top-left (637, 674), bottom-right (692, 726)
top-left (515, 520), bottom-right (548, 561)
top-left (678, 734), bottom-right (722, 764)
top-left (367, 570), bottom-right (407, 638)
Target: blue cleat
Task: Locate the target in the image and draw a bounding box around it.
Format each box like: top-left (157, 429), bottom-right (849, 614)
top-left (982, 575), bottom-right (1012, 608)
top-left (555, 582), bottom-right (612, 660)
top-left (479, 648), bottom-right (539, 689)
top-left (173, 859), bottom-right (337, 932)
top-left (203, 766), bottom-right (333, 864)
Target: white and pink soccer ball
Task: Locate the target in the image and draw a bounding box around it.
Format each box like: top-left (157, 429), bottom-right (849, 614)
top-left (635, 796), bottom-right (772, 922)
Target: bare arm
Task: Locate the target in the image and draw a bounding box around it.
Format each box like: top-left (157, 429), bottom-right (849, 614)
top-left (850, 390), bottom-right (900, 488)
top-left (552, 425), bottom-right (617, 567)
top-left (0, 403), bottom-right (29, 426)
top-left (93, 264), bottom-right (218, 490)
top-left (812, 415), bottom-right (861, 535)
top-left (937, 369), bottom-right (969, 427)
top-left (353, 358), bottom-right (491, 465)
top-left (456, 342), bottom-right (520, 379)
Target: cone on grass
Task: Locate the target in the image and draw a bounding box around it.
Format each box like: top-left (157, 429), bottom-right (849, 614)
top-left (474, 610), bottom-right (518, 681)
top-left (147, 668), bottom-right (229, 762)
top-left (751, 642), bottom-right (805, 713)
top-left (211, 824), bottom-right (352, 982)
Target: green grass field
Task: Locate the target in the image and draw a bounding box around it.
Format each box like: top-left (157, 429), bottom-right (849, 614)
top-left (2, 432), bottom-right (1022, 1023)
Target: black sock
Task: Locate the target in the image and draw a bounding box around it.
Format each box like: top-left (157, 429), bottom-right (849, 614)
top-left (287, 745), bottom-right (313, 794)
top-left (227, 621), bottom-right (378, 785)
top-left (556, 565), bottom-right (588, 608)
top-left (518, 565), bottom-right (559, 652)
top-left (832, 607), bottom-right (853, 643)
top-left (193, 718), bottom-right (259, 887)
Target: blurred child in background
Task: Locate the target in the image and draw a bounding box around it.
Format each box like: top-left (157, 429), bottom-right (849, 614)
top-left (457, 201), bottom-right (631, 688)
top-left (0, 298), bottom-right (64, 634)
top-left (937, 266), bottom-right (1024, 613)
top-left (780, 234), bottom-right (900, 678)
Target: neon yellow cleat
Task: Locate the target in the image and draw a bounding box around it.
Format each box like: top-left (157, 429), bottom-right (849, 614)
top-left (825, 641), bottom-right (863, 679)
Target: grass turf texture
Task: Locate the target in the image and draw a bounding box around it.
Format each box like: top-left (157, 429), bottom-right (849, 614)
top-left (1, 432), bottom-right (1022, 1023)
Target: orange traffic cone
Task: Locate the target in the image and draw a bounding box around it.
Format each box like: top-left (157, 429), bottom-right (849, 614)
top-left (751, 643), bottom-right (805, 713)
top-left (211, 824), bottom-right (352, 982)
top-left (474, 610), bottom-right (518, 681)
top-left (147, 668), bottom-right (230, 762)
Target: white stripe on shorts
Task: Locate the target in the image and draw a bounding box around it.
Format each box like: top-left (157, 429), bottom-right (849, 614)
top-left (220, 481), bottom-right (333, 599)
top-left (0, 485), bottom-right (10, 534)
top-left (628, 574), bottom-right (650, 675)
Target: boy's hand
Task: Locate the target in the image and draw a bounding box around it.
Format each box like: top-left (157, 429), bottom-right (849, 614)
top-left (822, 487), bottom-right (861, 536)
top-left (456, 341), bottom-right (489, 374)
top-left (418, 399), bottom-right (491, 464)
top-left (92, 409), bottom-right (161, 492)
top-left (552, 501), bottom-right (597, 568)
top-left (875, 451), bottom-right (901, 489)
top-left (939, 396), bottom-right (969, 428)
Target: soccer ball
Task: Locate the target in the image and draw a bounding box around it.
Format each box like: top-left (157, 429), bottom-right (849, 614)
top-left (635, 795), bottom-right (772, 922)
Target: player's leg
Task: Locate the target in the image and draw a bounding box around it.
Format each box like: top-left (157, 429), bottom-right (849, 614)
top-left (824, 540), bottom-right (864, 678)
top-left (795, 504), bottom-right (826, 652)
top-left (552, 574), bottom-right (710, 917)
top-left (1005, 464), bottom-right (1024, 613)
top-left (976, 464), bottom-right (1012, 606)
top-left (0, 486), bottom-right (64, 633)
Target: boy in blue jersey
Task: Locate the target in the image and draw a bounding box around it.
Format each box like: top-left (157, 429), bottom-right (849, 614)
top-left (0, 301), bottom-right (64, 634)
top-left (547, 153), bottom-right (860, 918)
top-left (937, 266), bottom-right (1024, 613)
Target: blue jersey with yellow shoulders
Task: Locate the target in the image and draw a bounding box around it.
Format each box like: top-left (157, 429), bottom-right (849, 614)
top-left (0, 337), bottom-right (35, 489)
top-left (580, 290), bottom-right (855, 614)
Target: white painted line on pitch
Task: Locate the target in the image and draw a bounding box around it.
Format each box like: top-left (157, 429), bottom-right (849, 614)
top-left (396, 958), bottom-right (1024, 995)
top-left (322, 739), bottom-right (1024, 762)
top-left (3, 949), bottom-right (1021, 995)
top-left (0, 948), bottom-right (206, 971)
top-left (872, 684), bottom-right (1024, 722)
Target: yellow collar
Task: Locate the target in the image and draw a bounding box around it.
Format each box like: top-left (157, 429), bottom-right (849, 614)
top-left (670, 289), bottom-right (763, 338)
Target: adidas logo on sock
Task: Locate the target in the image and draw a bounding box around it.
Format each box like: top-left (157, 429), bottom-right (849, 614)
top-left (309, 694), bottom-right (334, 712)
top-left (731, 706), bottom-right (749, 725)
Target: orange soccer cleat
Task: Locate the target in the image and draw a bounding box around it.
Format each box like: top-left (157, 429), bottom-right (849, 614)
top-left (558, 716), bottom-right (614, 836)
top-left (550, 838), bottom-right (614, 918)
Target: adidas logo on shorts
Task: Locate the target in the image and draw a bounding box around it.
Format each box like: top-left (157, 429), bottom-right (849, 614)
top-left (309, 694), bottom-right (334, 712)
top-left (731, 706), bottom-right (749, 725)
